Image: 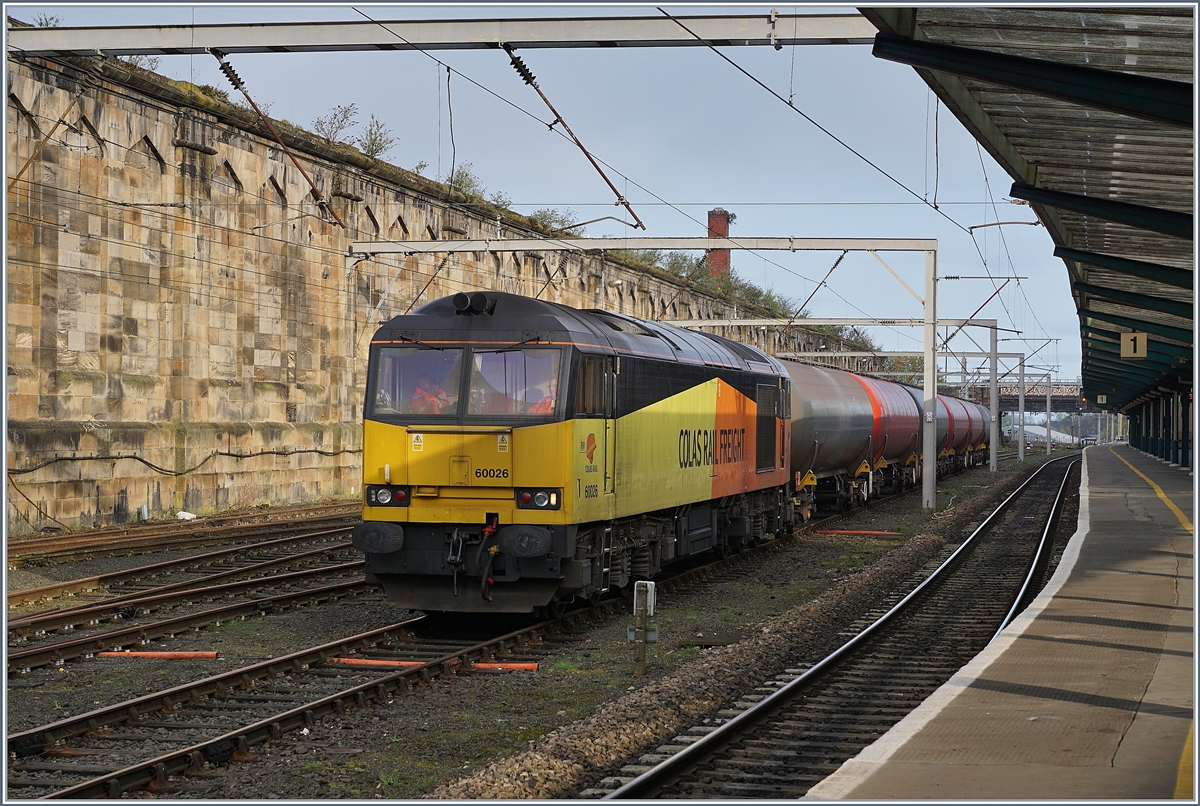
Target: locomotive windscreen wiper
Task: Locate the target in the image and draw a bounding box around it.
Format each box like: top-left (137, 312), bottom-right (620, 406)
top-left (494, 332), bottom-right (549, 352)
top-left (393, 332), bottom-right (444, 351)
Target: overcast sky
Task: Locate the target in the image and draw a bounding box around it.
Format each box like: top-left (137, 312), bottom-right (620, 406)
top-left (14, 3), bottom-right (1077, 379)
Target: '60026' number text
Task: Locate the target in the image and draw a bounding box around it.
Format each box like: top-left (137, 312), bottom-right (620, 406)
top-left (475, 468), bottom-right (509, 479)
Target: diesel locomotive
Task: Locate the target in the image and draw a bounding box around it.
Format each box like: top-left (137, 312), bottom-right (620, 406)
top-left (351, 291), bottom-right (990, 615)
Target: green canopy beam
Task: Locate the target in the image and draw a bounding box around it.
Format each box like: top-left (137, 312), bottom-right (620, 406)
top-left (1013, 183), bottom-right (1192, 240)
top-left (872, 33), bottom-right (1193, 128)
top-left (1075, 282), bottom-right (1193, 320)
top-left (1081, 311), bottom-right (1193, 344)
top-left (1055, 246), bottom-right (1193, 289)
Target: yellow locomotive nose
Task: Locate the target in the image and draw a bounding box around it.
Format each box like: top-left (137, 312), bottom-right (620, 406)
top-left (406, 427), bottom-right (514, 487)
top-left (362, 419), bottom-right (569, 528)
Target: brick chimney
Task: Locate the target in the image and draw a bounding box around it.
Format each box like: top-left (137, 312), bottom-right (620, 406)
top-left (706, 208), bottom-right (734, 278)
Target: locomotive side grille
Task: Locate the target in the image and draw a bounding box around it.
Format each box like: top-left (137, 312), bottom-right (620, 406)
top-left (756, 384), bottom-right (779, 472)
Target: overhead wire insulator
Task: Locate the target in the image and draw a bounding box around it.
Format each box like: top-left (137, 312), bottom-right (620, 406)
top-left (217, 60), bottom-right (245, 92)
top-left (499, 42), bottom-right (644, 230)
top-left (206, 50), bottom-right (345, 229)
top-left (502, 44), bottom-right (539, 89)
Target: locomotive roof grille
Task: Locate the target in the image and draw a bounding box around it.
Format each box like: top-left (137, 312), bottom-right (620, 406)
top-left (373, 292), bottom-right (787, 376)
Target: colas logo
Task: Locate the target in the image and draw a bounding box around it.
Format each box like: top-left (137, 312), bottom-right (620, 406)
top-left (586, 433), bottom-right (597, 462)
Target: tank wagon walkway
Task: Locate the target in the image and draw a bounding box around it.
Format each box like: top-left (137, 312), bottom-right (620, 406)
top-left (808, 444), bottom-right (1194, 800)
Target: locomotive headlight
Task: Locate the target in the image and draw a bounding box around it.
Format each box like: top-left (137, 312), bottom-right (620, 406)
top-left (367, 485), bottom-right (409, 507)
top-left (516, 488), bottom-right (561, 510)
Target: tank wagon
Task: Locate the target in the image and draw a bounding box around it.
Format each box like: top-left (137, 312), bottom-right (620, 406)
top-left (352, 292), bottom-right (990, 615)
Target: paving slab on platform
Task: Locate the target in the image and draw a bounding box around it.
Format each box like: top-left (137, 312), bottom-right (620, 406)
top-left (808, 445), bottom-right (1193, 800)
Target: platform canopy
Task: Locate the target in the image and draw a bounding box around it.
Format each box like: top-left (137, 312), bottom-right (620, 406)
top-left (862, 7), bottom-right (1193, 412)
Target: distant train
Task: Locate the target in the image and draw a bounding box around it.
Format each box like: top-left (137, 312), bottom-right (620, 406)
top-left (351, 292), bottom-right (990, 615)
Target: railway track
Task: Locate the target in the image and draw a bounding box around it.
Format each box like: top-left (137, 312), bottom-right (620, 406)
top-left (7, 527), bottom-right (382, 674)
top-left (5, 610), bottom-right (607, 799)
top-left (6, 502), bottom-right (359, 567)
top-left (601, 455), bottom-right (1078, 799)
top-left (7, 528), bottom-right (356, 609)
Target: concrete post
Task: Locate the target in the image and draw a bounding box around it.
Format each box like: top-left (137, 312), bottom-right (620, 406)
top-left (989, 326), bottom-right (998, 472)
top-left (632, 581), bottom-right (655, 677)
top-left (1018, 356), bottom-right (1026, 462)
top-left (922, 249), bottom-right (938, 512)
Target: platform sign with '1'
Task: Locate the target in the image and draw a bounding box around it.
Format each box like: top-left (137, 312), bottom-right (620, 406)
top-left (1120, 332), bottom-right (1149, 359)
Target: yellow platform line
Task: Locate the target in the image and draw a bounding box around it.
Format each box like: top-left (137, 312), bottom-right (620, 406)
top-left (1108, 446), bottom-right (1194, 798)
top-left (1108, 447), bottom-right (1194, 535)
top-left (1176, 721), bottom-right (1194, 799)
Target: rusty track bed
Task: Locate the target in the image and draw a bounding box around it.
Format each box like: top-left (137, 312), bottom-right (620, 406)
top-left (7, 502), bottom-right (360, 567)
top-left (6, 603), bottom-right (628, 799)
top-left (8, 529), bottom-right (354, 608)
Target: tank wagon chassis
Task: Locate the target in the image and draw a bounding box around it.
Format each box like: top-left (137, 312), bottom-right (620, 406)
top-left (353, 292), bottom-right (990, 615)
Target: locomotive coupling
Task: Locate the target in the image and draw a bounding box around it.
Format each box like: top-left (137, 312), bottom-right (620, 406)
top-left (351, 522), bottom-right (405, 554)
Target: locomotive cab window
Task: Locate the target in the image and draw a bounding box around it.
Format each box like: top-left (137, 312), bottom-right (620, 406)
top-left (575, 354), bottom-right (612, 417)
top-left (468, 348), bottom-right (562, 416)
top-left (369, 346), bottom-right (463, 418)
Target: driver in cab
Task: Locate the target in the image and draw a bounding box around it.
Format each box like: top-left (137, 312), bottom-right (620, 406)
top-left (529, 377), bottom-right (556, 414)
top-left (410, 374), bottom-right (451, 415)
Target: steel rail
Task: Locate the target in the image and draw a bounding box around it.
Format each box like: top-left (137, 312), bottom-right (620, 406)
top-left (11, 455), bottom-right (1018, 797)
top-left (7, 529), bottom-right (351, 607)
top-left (6, 503), bottom-right (359, 565)
top-left (12, 539), bottom-right (355, 620)
top-left (990, 458), bottom-right (1079, 642)
top-left (8, 579), bottom-right (375, 674)
top-left (8, 559), bottom-right (363, 639)
top-left (606, 454), bottom-right (1074, 799)
top-left (8, 619), bottom-right (422, 752)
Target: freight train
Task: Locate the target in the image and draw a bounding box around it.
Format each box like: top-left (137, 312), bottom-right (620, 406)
top-left (351, 292), bottom-right (991, 615)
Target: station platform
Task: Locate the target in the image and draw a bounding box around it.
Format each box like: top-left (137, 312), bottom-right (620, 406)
top-left (808, 444), bottom-right (1194, 800)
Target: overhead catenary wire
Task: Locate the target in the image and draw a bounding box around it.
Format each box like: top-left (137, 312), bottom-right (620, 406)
top-left (13, 104), bottom-right (915, 354)
top-left (446, 66), bottom-right (456, 190)
top-left (781, 251), bottom-right (847, 335)
top-left (339, 7), bottom-right (843, 309)
top-left (14, 55), bottom-right (892, 371)
top-left (655, 7), bottom-right (972, 237)
top-left (326, 7), bottom-right (921, 348)
top-left (13, 37), bottom-right (990, 348)
top-left (974, 142), bottom-right (1050, 340)
top-left (14, 51), bottom-right (933, 351)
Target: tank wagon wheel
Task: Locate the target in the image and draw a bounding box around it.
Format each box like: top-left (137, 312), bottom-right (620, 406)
top-left (538, 600), bottom-right (567, 620)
